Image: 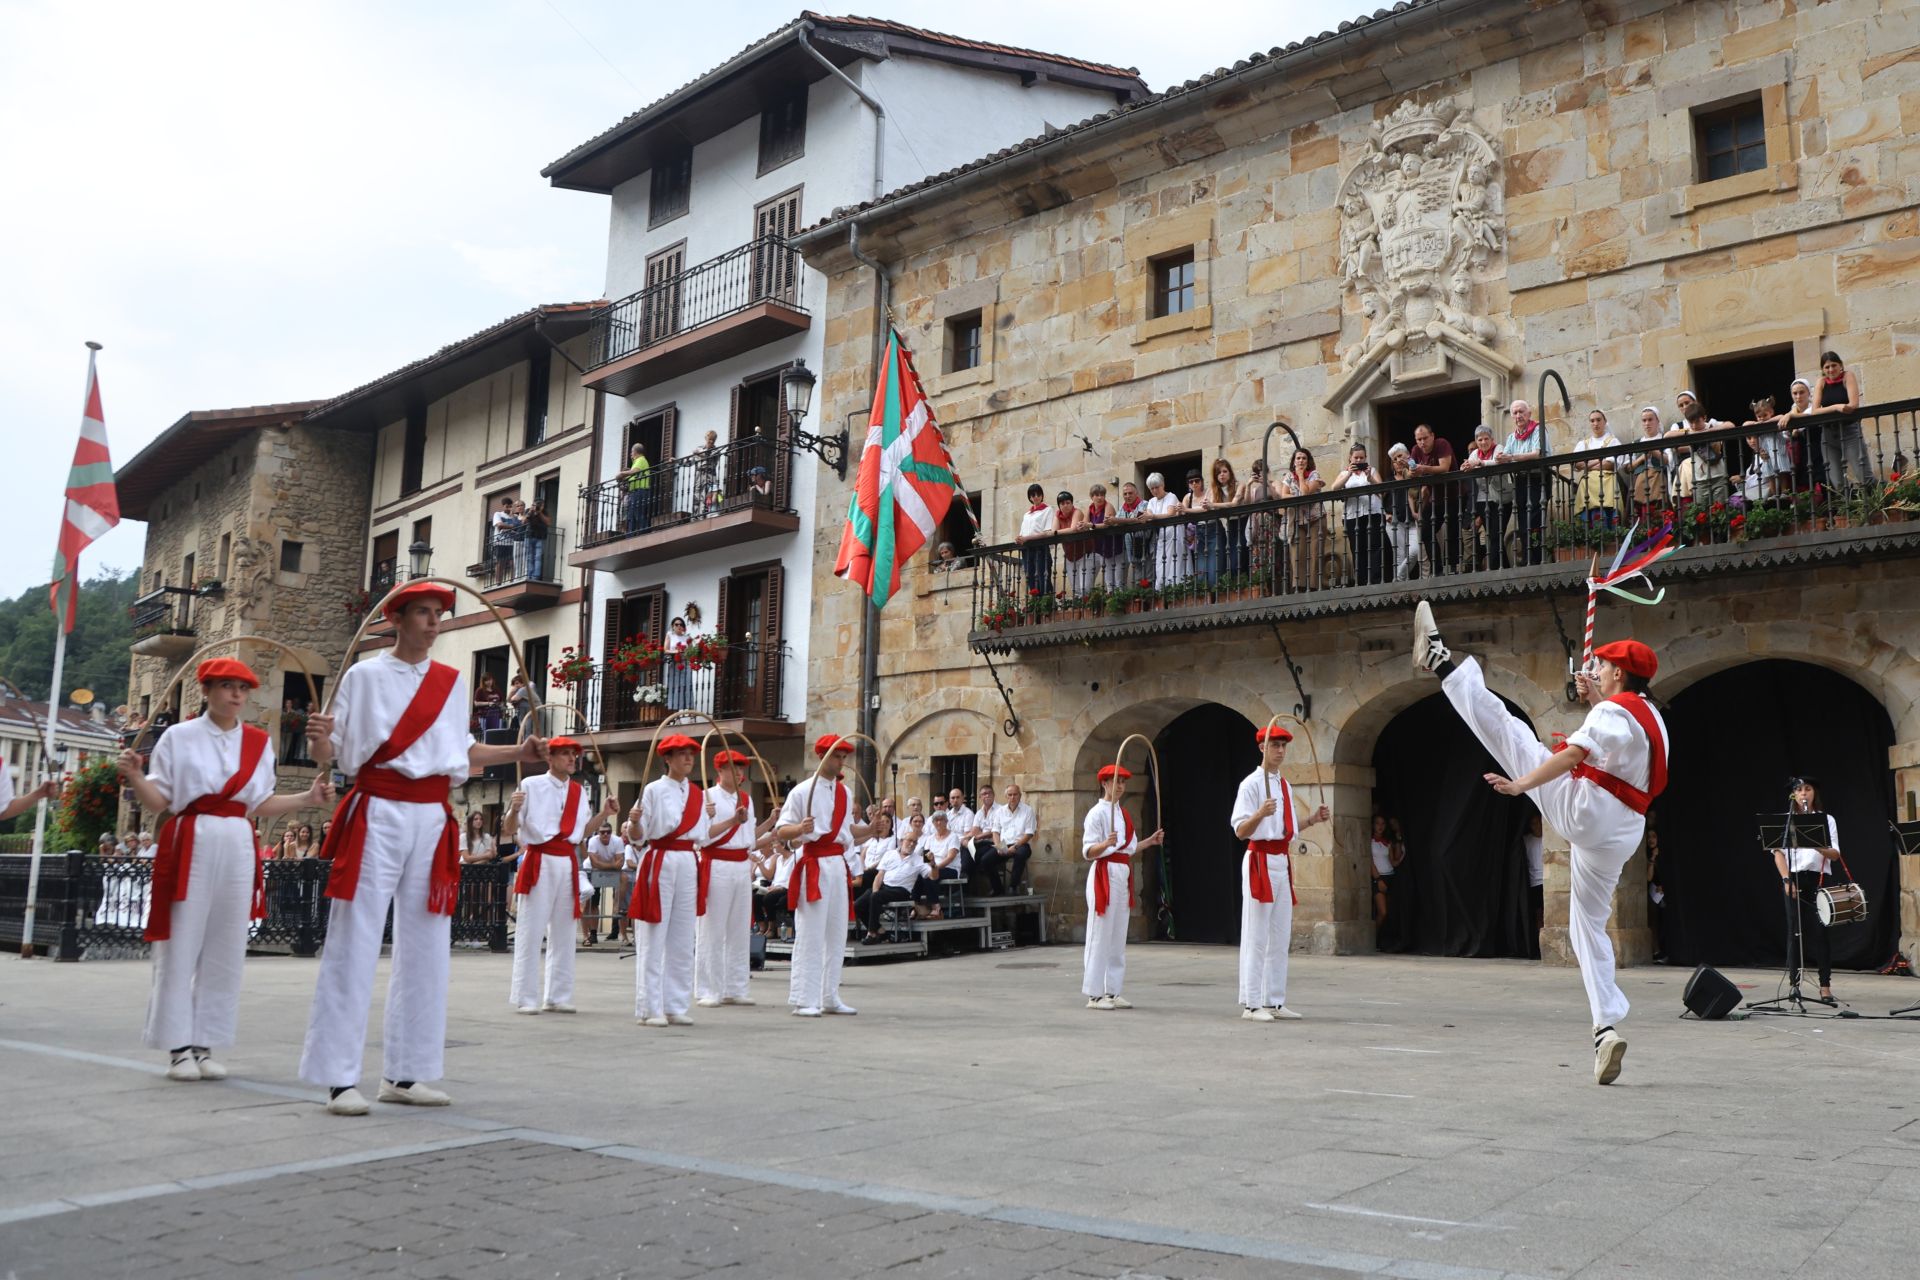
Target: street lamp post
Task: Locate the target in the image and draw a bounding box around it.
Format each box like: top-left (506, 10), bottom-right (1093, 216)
top-left (781, 360), bottom-right (848, 479)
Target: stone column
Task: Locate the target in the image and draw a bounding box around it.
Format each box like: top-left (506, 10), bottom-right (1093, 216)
top-left (1892, 741), bottom-right (1920, 968)
top-left (1299, 761), bottom-right (1375, 954)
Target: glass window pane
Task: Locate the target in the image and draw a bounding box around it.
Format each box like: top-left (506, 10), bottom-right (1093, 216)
top-left (1736, 143), bottom-right (1766, 174)
top-left (1703, 118), bottom-right (1734, 152)
top-left (1704, 151), bottom-right (1734, 182)
top-left (1735, 109), bottom-right (1765, 145)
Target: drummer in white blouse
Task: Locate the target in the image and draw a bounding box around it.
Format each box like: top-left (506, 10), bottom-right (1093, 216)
top-left (1772, 776), bottom-right (1843, 1002)
top-left (1080, 764), bottom-right (1164, 1010)
top-left (1229, 725), bottom-right (1329, 1021)
top-left (694, 749), bottom-right (768, 1008)
top-left (116, 658), bottom-right (334, 1081)
top-left (627, 734), bottom-right (711, 1027)
top-left (502, 736), bottom-right (616, 1015)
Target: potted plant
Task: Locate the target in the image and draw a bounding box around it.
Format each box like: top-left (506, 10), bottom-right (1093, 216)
top-left (1104, 586), bottom-right (1130, 616)
top-left (679, 635), bottom-right (729, 671)
top-left (549, 646), bottom-right (597, 689)
top-left (1885, 470), bottom-right (1918, 521)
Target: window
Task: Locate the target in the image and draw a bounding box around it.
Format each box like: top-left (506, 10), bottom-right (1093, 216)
top-left (278, 541), bottom-right (303, 574)
top-left (752, 190), bottom-right (802, 303)
top-left (371, 530), bottom-right (399, 592)
top-left (641, 243), bottom-right (686, 345)
top-left (401, 405), bottom-right (427, 496)
top-left (649, 148), bottom-right (691, 226)
top-left (523, 350), bottom-right (550, 450)
top-left (946, 311), bottom-right (983, 373)
top-left (217, 532), bottom-right (231, 579)
top-left (1151, 249), bottom-right (1196, 318)
top-left (931, 490), bottom-right (981, 568)
top-left (757, 88), bottom-right (807, 173)
top-left (1694, 98), bottom-right (1766, 182)
top-left (932, 755), bottom-right (978, 802)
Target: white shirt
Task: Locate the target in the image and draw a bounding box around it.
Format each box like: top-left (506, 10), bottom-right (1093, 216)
top-left (1145, 492), bottom-right (1181, 521)
top-left (1371, 839), bottom-right (1395, 877)
top-left (1018, 505), bottom-right (1056, 539)
top-left (859, 833), bottom-right (896, 874)
top-left (515, 772), bottom-right (592, 848)
top-left (1230, 769), bottom-right (1303, 843)
top-left (1780, 812), bottom-right (1839, 875)
top-left (636, 775), bottom-right (708, 848)
top-left (1564, 697), bottom-right (1668, 798)
top-left (876, 844), bottom-right (928, 892)
top-left (584, 833), bottom-right (626, 867)
top-left (764, 848), bottom-right (794, 889)
top-left (460, 830), bottom-right (496, 858)
top-left (1332, 463), bottom-right (1383, 517)
top-left (706, 785), bottom-right (754, 851)
top-left (0, 765), bottom-right (12, 811)
top-left (777, 776), bottom-right (857, 853)
top-left (330, 653), bottom-right (474, 783)
top-left (918, 827), bottom-right (962, 873)
top-left (145, 714), bottom-right (276, 814)
top-left (947, 804), bottom-right (975, 840)
top-left (1525, 833), bottom-right (1545, 887)
top-left (995, 801), bottom-right (1036, 847)
top-left (1080, 799), bottom-right (1137, 860)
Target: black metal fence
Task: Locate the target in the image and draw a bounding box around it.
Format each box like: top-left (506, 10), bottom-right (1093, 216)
top-left (588, 235), bottom-right (805, 369)
top-left (971, 401), bottom-right (1919, 640)
top-left (128, 585), bottom-right (195, 638)
top-left (471, 527), bottom-right (567, 589)
top-left (565, 640), bottom-right (790, 732)
top-left (578, 437), bottom-right (792, 550)
top-left (0, 853), bottom-right (515, 961)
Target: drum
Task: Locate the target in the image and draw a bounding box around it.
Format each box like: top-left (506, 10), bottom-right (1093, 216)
top-left (1816, 882), bottom-right (1868, 927)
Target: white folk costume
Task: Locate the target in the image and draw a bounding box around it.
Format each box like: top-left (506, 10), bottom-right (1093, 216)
top-left (509, 762), bottom-right (592, 1012)
top-left (1080, 791), bottom-right (1138, 1001)
top-left (779, 740), bottom-right (859, 1014)
top-left (1441, 648), bottom-right (1667, 1032)
top-left (694, 765), bottom-right (756, 1005)
top-left (1229, 759), bottom-right (1304, 1012)
top-left (300, 651), bottom-right (471, 1090)
top-left (142, 713), bottom-right (275, 1053)
top-left (629, 752), bottom-right (707, 1023)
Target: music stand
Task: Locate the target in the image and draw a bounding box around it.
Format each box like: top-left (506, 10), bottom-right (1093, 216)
top-left (1891, 821), bottom-right (1920, 1017)
top-left (1746, 811), bottom-right (1833, 1016)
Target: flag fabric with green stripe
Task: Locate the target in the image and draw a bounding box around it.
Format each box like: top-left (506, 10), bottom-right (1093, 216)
top-left (48, 354), bottom-right (119, 632)
top-left (834, 330), bottom-right (970, 609)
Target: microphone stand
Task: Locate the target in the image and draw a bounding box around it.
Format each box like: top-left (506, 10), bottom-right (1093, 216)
top-left (1746, 811), bottom-right (1830, 1017)
top-left (1890, 821), bottom-right (1920, 1017)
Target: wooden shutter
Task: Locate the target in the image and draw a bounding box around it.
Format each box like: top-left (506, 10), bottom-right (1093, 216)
top-left (659, 405), bottom-right (678, 465)
top-left (759, 564), bottom-right (785, 719)
top-left (642, 244), bottom-right (685, 344)
top-left (772, 372), bottom-right (794, 511)
top-left (713, 575), bottom-right (734, 717)
top-left (598, 598), bottom-right (626, 731)
top-left (751, 191), bottom-right (801, 302)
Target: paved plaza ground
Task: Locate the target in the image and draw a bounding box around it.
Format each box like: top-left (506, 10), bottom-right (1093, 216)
top-left (2, 943), bottom-right (1918, 1279)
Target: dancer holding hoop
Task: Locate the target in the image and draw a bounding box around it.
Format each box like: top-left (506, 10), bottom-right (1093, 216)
top-left (695, 749), bottom-right (767, 1008)
top-left (1229, 725), bottom-right (1328, 1021)
top-left (299, 584), bottom-right (547, 1116)
top-left (629, 733), bottom-right (711, 1027)
top-left (503, 736), bottom-right (615, 1015)
top-left (1081, 763), bottom-right (1164, 1010)
top-left (773, 734), bottom-right (874, 1017)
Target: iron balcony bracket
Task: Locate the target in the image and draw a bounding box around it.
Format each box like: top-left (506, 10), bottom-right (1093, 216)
top-left (791, 425), bottom-right (851, 480)
top-left (1268, 622), bottom-right (1312, 722)
top-left (979, 648), bottom-right (1022, 737)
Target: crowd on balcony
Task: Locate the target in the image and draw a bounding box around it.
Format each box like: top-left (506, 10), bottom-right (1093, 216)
top-left (983, 353), bottom-right (1911, 630)
top-left (483, 495), bottom-right (558, 587)
top-left (607, 435), bottom-right (776, 542)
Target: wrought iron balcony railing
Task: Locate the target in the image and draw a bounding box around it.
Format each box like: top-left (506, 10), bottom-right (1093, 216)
top-left (577, 437), bottom-right (793, 552)
top-left (128, 585), bottom-right (195, 636)
top-left (469, 527), bottom-right (567, 590)
top-left (563, 640), bottom-right (790, 733)
top-left (588, 236), bottom-right (805, 371)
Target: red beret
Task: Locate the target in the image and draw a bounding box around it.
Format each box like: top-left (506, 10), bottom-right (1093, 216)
top-left (656, 733), bottom-right (699, 756)
top-left (813, 734), bottom-right (854, 757)
top-left (1593, 639), bottom-right (1657, 679)
top-left (713, 750), bottom-right (752, 767)
top-left (381, 581), bottom-right (455, 618)
top-left (196, 657), bottom-right (259, 688)
top-left (547, 736), bottom-right (583, 753)
top-left (1096, 764), bottom-right (1131, 782)
top-left (1255, 725), bottom-right (1293, 744)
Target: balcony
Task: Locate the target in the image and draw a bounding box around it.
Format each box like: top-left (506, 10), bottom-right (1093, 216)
top-left (357, 556), bottom-right (432, 640)
top-left (465, 528), bottom-right (567, 612)
top-left (128, 586), bottom-right (198, 661)
top-left (571, 437), bottom-right (799, 572)
top-left (968, 401), bottom-right (1920, 653)
top-left (581, 237), bottom-right (810, 397)
top-left (562, 640), bottom-right (802, 748)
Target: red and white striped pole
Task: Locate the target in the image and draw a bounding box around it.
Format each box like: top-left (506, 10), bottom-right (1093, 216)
top-left (1580, 554), bottom-right (1599, 671)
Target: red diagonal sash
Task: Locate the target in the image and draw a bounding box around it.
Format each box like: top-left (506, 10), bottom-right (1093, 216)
top-left (514, 779), bottom-right (584, 917)
top-left (789, 780), bottom-right (852, 914)
top-left (1554, 693), bottom-right (1668, 815)
top-left (629, 782), bottom-right (703, 924)
top-left (1091, 806), bottom-right (1135, 917)
top-left (1247, 777), bottom-right (1297, 905)
top-left (697, 790), bottom-right (752, 916)
top-left (145, 725), bottom-right (268, 942)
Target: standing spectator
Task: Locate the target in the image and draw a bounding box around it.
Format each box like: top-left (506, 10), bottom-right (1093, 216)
top-left (1280, 448), bottom-right (1326, 591)
top-left (1014, 482), bottom-right (1056, 599)
top-left (623, 442), bottom-right (653, 533)
top-left (1619, 407), bottom-right (1672, 525)
top-left (276, 827), bottom-right (299, 860)
top-left (1502, 400), bottom-right (1548, 565)
top-left (1741, 397), bottom-right (1793, 505)
top-left (1055, 490), bottom-right (1095, 598)
top-left (1181, 469), bottom-right (1224, 587)
top-left (982, 783), bottom-right (1036, 895)
top-left (1812, 351), bottom-right (1869, 492)
top-left (583, 820), bottom-right (626, 946)
top-left (1211, 458), bottom-right (1249, 577)
top-left (511, 500), bottom-right (533, 580)
top-left (459, 811), bottom-right (497, 864)
top-left (506, 674), bottom-right (532, 739)
top-left (1666, 391), bottom-right (1732, 510)
top-left (1461, 424), bottom-right (1512, 570)
top-left (663, 617), bottom-right (694, 711)
top-left (489, 495), bottom-right (519, 584)
top-left (472, 674), bottom-right (505, 738)
top-left (1117, 480), bottom-right (1152, 587)
top-left (1572, 409), bottom-right (1622, 530)
top-left (1525, 812), bottom-right (1545, 954)
top-left (1646, 826), bottom-right (1666, 962)
top-left (1384, 443), bottom-right (1421, 582)
top-left (692, 429), bottom-right (723, 516)
top-left (291, 822), bottom-right (318, 859)
top-left (523, 500), bottom-right (551, 581)
top-left (1332, 443), bottom-right (1386, 585)
top-left (1370, 814), bottom-right (1405, 949)
top-left (1774, 379), bottom-right (1822, 490)
top-left (745, 465), bottom-right (772, 502)
top-left (1143, 472), bottom-right (1185, 587)
top-left (1243, 457), bottom-right (1280, 589)
top-left (1409, 424), bottom-right (1459, 575)
top-left (1083, 483), bottom-right (1121, 591)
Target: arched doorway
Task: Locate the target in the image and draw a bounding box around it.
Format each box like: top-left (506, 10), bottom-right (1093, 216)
top-left (1657, 660), bottom-right (1899, 971)
top-left (1146, 704), bottom-right (1260, 943)
top-left (1371, 691), bottom-right (1537, 958)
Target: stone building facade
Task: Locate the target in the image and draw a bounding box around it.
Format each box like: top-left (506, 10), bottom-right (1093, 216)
top-left (794, 0), bottom-right (1920, 965)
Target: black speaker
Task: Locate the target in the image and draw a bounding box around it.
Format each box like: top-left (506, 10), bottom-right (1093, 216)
top-left (1683, 965), bottom-right (1740, 1019)
top-left (750, 930), bottom-right (766, 971)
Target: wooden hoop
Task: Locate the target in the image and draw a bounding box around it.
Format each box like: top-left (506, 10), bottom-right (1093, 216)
top-left (799, 731), bottom-right (879, 816)
top-left (514, 699), bottom-right (610, 784)
top-left (637, 709), bottom-right (740, 795)
top-left (1259, 712), bottom-right (1329, 857)
top-left (129, 636), bottom-right (325, 758)
top-left (327, 576), bottom-right (537, 717)
top-left (1108, 733), bottom-right (1164, 836)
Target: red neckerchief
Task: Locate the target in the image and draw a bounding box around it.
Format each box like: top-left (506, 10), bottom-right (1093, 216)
top-left (1088, 500), bottom-right (1110, 524)
top-left (145, 724), bottom-right (269, 942)
top-left (1121, 497), bottom-right (1143, 517)
top-left (1513, 419), bottom-right (1539, 442)
top-left (1473, 445), bottom-right (1497, 463)
top-left (1029, 502), bottom-right (1048, 514)
top-left (1057, 504), bottom-right (1078, 526)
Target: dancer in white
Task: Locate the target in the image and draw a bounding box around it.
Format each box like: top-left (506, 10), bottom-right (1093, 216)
top-left (1229, 725), bottom-right (1329, 1021)
top-left (0, 757), bottom-right (57, 821)
top-left (503, 736), bottom-right (614, 1014)
top-left (695, 749), bottom-right (765, 1008)
top-left (300, 583), bottom-right (547, 1116)
top-left (118, 658), bottom-right (332, 1081)
top-left (628, 733), bottom-right (710, 1027)
top-left (1080, 764), bottom-right (1163, 1010)
top-left (1414, 602), bottom-right (1668, 1085)
top-left (773, 734), bottom-right (873, 1017)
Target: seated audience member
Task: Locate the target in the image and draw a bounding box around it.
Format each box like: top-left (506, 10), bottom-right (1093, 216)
top-left (916, 810), bottom-right (962, 917)
top-left (582, 820), bottom-right (626, 946)
top-left (856, 813), bottom-right (896, 898)
top-left (963, 784), bottom-right (1000, 890)
top-left (752, 839), bottom-right (795, 937)
top-left (979, 783), bottom-right (1036, 895)
top-left (853, 830), bottom-right (932, 944)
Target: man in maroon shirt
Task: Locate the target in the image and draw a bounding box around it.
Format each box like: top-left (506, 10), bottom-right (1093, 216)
top-left (1409, 423), bottom-right (1459, 576)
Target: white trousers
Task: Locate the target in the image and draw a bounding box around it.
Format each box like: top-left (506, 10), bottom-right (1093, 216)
top-left (1442, 656), bottom-right (1641, 1028)
top-left (632, 849), bottom-right (696, 1019)
top-left (143, 816), bottom-right (255, 1051)
top-left (299, 797), bottom-right (453, 1088)
top-left (510, 853), bottom-right (576, 1010)
top-left (1388, 518), bottom-right (1421, 581)
top-left (1238, 852), bottom-right (1292, 1008)
top-left (788, 870), bottom-right (849, 1010)
top-left (1081, 862), bottom-right (1129, 998)
top-left (694, 858), bottom-right (753, 1002)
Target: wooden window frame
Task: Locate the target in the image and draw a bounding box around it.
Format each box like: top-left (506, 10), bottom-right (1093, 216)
top-left (757, 88), bottom-right (807, 175)
top-left (945, 311), bottom-right (983, 373)
top-left (1692, 96), bottom-right (1767, 184)
top-left (648, 149), bottom-right (692, 227)
top-left (1150, 249), bottom-right (1197, 319)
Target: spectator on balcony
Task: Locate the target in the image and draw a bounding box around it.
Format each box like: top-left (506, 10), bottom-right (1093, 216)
top-left (623, 442), bottom-right (653, 534)
top-left (1502, 400), bottom-right (1548, 565)
top-left (1619, 407), bottom-right (1672, 524)
top-left (981, 782), bottom-right (1036, 896)
top-left (292, 822), bottom-right (318, 859)
top-left (1332, 442), bottom-right (1387, 586)
top-left (276, 827), bottom-right (299, 860)
top-left (523, 501), bottom-right (551, 582)
top-left (746, 465), bottom-right (772, 502)
top-left (1212, 457), bottom-right (1250, 577)
top-left (473, 673), bottom-right (506, 738)
top-left (1078, 483), bottom-right (1118, 590)
top-left (1409, 424), bottom-right (1459, 575)
top-left (490, 496), bottom-right (520, 583)
top-left (1137, 471), bottom-right (1181, 586)
top-left (506, 674), bottom-right (532, 738)
top-left (459, 811), bottom-right (497, 864)
top-left (1741, 397), bottom-right (1793, 505)
top-left (1180, 469), bottom-right (1223, 587)
top-left (663, 617), bottom-right (694, 710)
top-left (1773, 379), bottom-right (1821, 488)
top-left (1117, 480), bottom-right (1153, 586)
top-left (1666, 391), bottom-right (1733, 511)
top-left (1056, 489), bottom-right (1097, 598)
top-left (1014, 482), bottom-right (1056, 599)
top-left (1383, 443), bottom-right (1421, 582)
top-left (1242, 458), bottom-right (1280, 589)
top-left (1461, 425), bottom-right (1513, 571)
top-left (1280, 448), bottom-right (1326, 591)
top-left (1813, 352), bottom-right (1870, 492)
top-left (1572, 409), bottom-right (1622, 530)
top-left (693, 429), bottom-right (723, 516)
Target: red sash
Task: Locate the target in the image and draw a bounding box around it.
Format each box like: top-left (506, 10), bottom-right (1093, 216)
top-left (788, 780), bottom-right (852, 915)
top-left (1246, 777), bottom-right (1297, 905)
top-left (145, 725), bottom-right (269, 942)
top-left (513, 779), bottom-right (583, 917)
top-left (697, 790), bottom-right (752, 916)
top-left (629, 781), bottom-right (703, 924)
top-left (1091, 806), bottom-right (1135, 917)
top-left (319, 663), bottom-right (463, 914)
top-left (1558, 693), bottom-right (1668, 816)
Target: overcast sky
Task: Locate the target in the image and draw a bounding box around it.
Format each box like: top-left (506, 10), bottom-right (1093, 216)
top-left (0, 0), bottom-right (1377, 600)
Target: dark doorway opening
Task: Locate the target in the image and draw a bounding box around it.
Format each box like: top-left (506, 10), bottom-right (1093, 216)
top-left (1688, 345), bottom-right (1796, 429)
top-left (1146, 704), bottom-right (1260, 944)
top-left (1371, 691), bottom-right (1537, 958)
top-left (1656, 660), bottom-right (1898, 972)
top-left (1374, 385), bottom-right (1484, 466)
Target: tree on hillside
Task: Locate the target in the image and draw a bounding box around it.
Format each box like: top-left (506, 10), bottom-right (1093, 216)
top-left (0, 567), bottom-right (139, 708)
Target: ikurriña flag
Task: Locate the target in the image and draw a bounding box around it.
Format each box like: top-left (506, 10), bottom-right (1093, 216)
top-left (48, 350), bottom-right (119, 632)
top-left (833, 329), bottom-right (972, 609)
